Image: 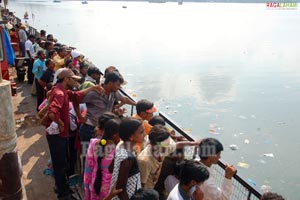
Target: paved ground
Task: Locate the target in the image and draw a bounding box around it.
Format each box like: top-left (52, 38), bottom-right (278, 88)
top-left (11, 68), bottom-right (56, 199)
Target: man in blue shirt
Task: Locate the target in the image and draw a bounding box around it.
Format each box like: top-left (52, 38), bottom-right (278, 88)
top-left (32, 50), bottom-right (46, 111)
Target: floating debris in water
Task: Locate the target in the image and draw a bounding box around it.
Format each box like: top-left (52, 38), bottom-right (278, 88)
top-left (131, 93), bottom-right (137, 97)
top-left (237, 162), bottom-right (250, 169)
top-left (258, 159), bottom-right (266, 164)
top-left (251, 115), bottom-right (256, 119)
top-left (244, 139), bottom-right (250, 144)
top-left (209, 130), bottom-right (220, 135)
top-left (277, 121), bottom-right (286, 125)
top-left (260, 184), bottom-right (272, 192)
top-left (209, 124), bottom-right (220, 135)
top-left (183, 128), bottom-right (192, 133)
top-left (238, 115), bottom-right (247, 120)
top-left (264, 140), bottom-right (272, 144)
top-left (239, 132), bottom-right (245, 135)
top-left (247, 179), bottom-right (257, 186)
top-left (229, 144), bottom-right (238, 150)
top-left (263, 153), bottom-right (274, 158)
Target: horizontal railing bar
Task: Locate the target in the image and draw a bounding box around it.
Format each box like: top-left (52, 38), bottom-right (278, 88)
top-left (159, 112), bottom-right (194, 141)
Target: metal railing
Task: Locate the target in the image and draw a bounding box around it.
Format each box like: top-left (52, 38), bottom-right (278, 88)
top-left (159, 111), bottom-right (262, 200)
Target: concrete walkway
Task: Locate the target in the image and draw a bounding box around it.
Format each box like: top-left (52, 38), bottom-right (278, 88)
top-left (11, 68), bottom-right (56, 199)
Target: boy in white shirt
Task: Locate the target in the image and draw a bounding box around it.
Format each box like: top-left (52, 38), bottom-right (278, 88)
top-left (198, 138), bottom-right (237, 200)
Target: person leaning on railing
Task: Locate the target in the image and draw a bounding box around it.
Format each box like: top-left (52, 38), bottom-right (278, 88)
top-left (260, 192), bottom-right (285, 200)
top-left (198, 138), bottom-right (237, 200)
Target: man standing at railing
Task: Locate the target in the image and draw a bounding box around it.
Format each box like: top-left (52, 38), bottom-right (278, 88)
top-left (198, 138), bottom-right (237, 200)
top-left (25, 34), bottom-right (36, 84)
top-left (18, 24), bottom-right (27, 57)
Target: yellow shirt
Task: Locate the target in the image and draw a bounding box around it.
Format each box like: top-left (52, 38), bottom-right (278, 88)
top-left (53, 55), bottom-right (65, 71)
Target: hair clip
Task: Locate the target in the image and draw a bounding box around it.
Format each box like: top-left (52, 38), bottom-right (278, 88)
top-left (100, 139), bottom-right (107, 146)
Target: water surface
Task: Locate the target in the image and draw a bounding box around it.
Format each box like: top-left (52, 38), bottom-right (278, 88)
top-left (9, 1), bottom-right (300, 199)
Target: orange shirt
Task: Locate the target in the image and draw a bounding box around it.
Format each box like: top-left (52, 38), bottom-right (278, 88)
top-left (132, 114), bottom-right (153, 153)
top-left (132, 114), bottom-right (152, 135)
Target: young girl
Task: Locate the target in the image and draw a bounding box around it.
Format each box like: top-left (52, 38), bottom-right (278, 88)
top-left (110, 117), bottom-right (145, 200)
top-left (84, 118), bottom-right (121, 200)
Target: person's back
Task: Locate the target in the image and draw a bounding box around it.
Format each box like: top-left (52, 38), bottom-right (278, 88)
top-left (18, 26), bottom-right (27, 42)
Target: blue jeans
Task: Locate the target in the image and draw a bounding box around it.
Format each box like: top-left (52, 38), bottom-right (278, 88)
top-left (19, 42), bottom-right (25, 57)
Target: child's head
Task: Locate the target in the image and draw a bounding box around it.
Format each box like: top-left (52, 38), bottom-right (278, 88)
top-left (45, 59), bottom-right (55, 71)
top-left (261, 192), bottom-right (285, 200)
top-left (179, 160), bottom-right (209, 187)
top-left (102, 118), bottom-right (121, 145)
top-left (96, 112), bottom-right (119, 136)
top-left (148, 115), bottom-right (165, 126)
top-left (148, 125), bottom-right (170, 145)
top-left (198, 138), bottom-right (224, 164)
top-left (149, 125), bottom-right (176, 157)
top-left (136, 99), bottom-right (157, 121)
top-left (119, 117), bottom-right (144, 144)
top-left (130, 188), bottom-right (159, 200)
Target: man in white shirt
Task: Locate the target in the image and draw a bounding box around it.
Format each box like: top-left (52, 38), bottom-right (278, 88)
top-left (198, 138), bottom-right (237, 200)
top-left (25, 35), bottom-right (36, 84)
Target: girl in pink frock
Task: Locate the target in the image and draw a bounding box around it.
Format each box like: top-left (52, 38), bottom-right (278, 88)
top-left (84, 119), bottom-right (121, 200)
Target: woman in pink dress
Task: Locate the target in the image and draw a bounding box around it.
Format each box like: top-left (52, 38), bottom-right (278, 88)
top-left (84, 118), bottom-right (121, 200)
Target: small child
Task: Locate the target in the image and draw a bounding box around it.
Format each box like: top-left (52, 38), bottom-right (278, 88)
top-left (84, 118), bottom-right (121, 200)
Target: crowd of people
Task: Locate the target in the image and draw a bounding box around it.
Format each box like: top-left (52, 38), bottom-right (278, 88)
top-left (1, 8), bottom-right (285, 200)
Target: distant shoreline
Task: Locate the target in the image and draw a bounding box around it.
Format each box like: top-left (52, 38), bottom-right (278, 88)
top-left (48, 0), bottom-right (299, 3)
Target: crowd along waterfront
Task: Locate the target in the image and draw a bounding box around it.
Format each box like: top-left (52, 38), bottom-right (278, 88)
top-left (6, 0), bottom-right (300, 199)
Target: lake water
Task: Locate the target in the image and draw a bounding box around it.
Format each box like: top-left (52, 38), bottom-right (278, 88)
top-left (8, 0), bottom-right (300, 199)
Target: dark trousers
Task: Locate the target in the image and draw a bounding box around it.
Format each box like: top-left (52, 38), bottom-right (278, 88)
top-left (67, 134), bottom-right (77, 177)
top-left (26, 59), bottom-right (34, 84)
top-left (46, 134), bottom-right (71, 198)
top-left (79, 123), bottom-right (95, 143)
top-left (35, 78), bottom-right (44, 111)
